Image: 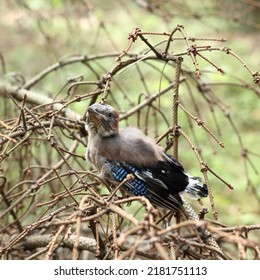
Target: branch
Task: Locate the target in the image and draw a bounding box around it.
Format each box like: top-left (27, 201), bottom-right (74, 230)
top-left (23, 234), bottom-right (157, 260)
top-left (0, 83), bottom-right (81, 123)
top-left (23, 234), bottom-right (97, 253)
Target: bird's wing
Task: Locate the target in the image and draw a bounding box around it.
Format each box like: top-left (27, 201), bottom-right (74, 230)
top-left (147, 153), bottom-right (189, 192)
top-left (162, 152), bottom-right (185, 171)
top-left (107, 159), bottom-right (186, 212)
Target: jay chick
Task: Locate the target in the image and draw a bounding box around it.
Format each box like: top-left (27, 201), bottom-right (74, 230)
top-left (85, 103), bottom-right (208, 213)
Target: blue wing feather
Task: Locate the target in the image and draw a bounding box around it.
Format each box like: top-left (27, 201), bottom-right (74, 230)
top-left (107, 158), bottom-right (185, 211)
top-left (107, 161), bottom-right (148, 196)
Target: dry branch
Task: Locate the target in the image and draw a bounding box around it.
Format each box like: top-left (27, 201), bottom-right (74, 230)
top-left (0, 20), bottom-right (259, 260)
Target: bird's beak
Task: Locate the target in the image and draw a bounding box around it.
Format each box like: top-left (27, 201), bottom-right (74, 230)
top-left (87, 106), bottom-right (110, 130)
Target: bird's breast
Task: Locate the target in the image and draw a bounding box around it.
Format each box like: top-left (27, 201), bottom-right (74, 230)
top-left (86, 134), bottom-right (102, 167)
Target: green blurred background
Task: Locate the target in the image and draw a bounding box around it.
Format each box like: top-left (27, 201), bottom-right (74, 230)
top-left (0, 0), bottom-right (259, 232)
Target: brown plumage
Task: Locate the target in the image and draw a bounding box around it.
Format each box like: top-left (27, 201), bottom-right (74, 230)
top-left (99, 127), bottom-right (164, 167)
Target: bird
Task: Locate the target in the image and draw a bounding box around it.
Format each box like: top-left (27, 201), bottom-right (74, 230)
top-left (85, 102), bottom-right (208, 214)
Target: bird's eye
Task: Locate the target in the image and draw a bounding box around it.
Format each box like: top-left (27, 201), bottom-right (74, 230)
top-left (107, 113), bottom-right (113, 119)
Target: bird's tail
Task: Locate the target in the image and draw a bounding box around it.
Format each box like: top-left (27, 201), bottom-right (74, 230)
top-left (185, 175), bottom-right (208, 199)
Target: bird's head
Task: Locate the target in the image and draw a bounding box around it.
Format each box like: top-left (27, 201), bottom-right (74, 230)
top-left (85, 103), bottom-right (119, 137)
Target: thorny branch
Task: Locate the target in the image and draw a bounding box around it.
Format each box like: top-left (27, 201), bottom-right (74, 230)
top-left (0, 24), bottom-right (259, 260)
